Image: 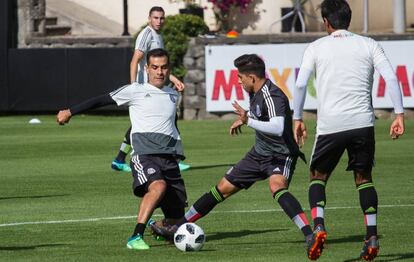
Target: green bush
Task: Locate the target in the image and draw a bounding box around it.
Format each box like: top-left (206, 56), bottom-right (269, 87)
top-left (161, 14), bottom-right (209, 79)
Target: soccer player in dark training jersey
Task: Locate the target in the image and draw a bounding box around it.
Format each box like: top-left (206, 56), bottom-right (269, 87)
top-left (151, 54), bottom-right (316, 256)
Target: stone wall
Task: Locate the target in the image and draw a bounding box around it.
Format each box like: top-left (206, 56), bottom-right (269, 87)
top-left (182, 40), bottom-right (213, 120)
top-left (182, 33), bottom-right (414, 120)
top-left (23, 35), bottom-right (131, 48)
top-left (18, 0), bottom-right (46, 46)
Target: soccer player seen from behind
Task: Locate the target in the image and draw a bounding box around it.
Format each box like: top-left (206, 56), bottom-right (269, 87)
top-left (293, 0), bottom-right (405, 260)
top-left (111, 6), bottom-right (190, 173)
top-left (57, 49), bottom-right (188, 251)
top-left (151, 54), bottom-right (317, 257)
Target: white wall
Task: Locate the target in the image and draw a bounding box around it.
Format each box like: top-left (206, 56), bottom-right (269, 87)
top-left (66, 0), bottom-right (192, 34)
top-left (59, 0), bottom-right (296, 34)
top-left (50, 0), bottom-right (414, 35)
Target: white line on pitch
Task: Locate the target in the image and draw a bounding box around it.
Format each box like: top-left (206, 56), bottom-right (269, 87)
top-left (0, 204), bottom-right (413, 228)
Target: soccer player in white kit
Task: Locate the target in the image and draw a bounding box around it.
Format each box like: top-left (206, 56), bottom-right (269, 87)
top-left (111, 6), bottom-right (190, 173)
top-left (57, 49), bottom-right (188, 250)
top-left (293, 0), bottom-right (405, 260)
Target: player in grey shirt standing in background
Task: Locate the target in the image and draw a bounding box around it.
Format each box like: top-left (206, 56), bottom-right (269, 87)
top-left (293, 0), bottom-right (404, 260)
top-left (111, 6), bottom-right (190, 173)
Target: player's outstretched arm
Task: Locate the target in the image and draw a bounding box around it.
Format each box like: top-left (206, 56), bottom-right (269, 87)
top-left (169, 74), bottom-right (185, 91)
top-left (390, 113), bottom-right (405, 139)
top-left (231, 100), bottom-right (286, 136)
top-left (56, 94), bottom-right (115, 126)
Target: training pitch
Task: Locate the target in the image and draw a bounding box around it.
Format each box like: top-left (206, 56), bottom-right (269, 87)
top-left (0, 115), bottom-right (413, 261)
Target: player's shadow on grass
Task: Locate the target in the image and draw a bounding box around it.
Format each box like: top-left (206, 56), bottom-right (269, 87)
top-left (207, 228), bottom-right (288, 242)
top-left (326, 234), bottom-right (366, 244)
top-left (0, 243), bottom-right (67, 251)
top-left (343, 252), bottom-right (414, 262)
top-left (187, 164), bottom-right (234, 171)
top-left (288, 234), bottom-right (367, 245)
top-left (0, 194), bottom-right (69, 201)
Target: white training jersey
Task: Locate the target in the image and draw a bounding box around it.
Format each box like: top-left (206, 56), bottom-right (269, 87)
top-left (135, 26), bottom-right (164, 84)
top-left (300, 30), bottom-right (390, 135)
top-left (109, 82), bottom-right (183, 157)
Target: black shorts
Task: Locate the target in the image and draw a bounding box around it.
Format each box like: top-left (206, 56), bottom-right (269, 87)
top-left (310, 126), bottom-right (375, 174)
top-left (130, 154), bottom-right (188, 216)
top-left (224, 147), bottom-right (297, 189)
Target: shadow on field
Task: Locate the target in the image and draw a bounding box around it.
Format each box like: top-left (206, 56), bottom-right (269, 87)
top-left (0, 243), bottom-right (67, 251)
top-left (187, 164), bottom-right (235, 171)
top-left (0, 194), bottom-right (69, 201)
top-left (328, 234), bottom-right (366, 244)
top-left (343, 252), bottom-right (414, 261)
top-left (207, 228), bottom-right (288, 242)
top-left (287, 234), bottom-right (368, 244)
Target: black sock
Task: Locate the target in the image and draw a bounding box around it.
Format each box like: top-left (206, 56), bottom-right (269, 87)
top-left (274, 189), bottom-right (313, 237)
top-left (357, 182), bottom-right (378, 239)
top-left (183, 186), bottom-right (224, 224)
top-left (115, 151), bottom-right (128, 163)
top-left (132, 223), bottom-right (146, 238)
top-left (116, 127), bottom-right (132, 162)
top-left (309, 179), bottom-right (326, 228)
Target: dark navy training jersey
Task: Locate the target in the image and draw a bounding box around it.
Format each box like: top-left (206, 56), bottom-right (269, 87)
top-left (249, 79), bottom-right (303, 159)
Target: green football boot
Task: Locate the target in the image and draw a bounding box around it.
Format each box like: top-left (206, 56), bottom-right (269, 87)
top-left (178, 162), bottom-right (191, 172)
top-left (111, 160), bottom-right (131, 172)
top-left (126, 234), bottom-right (149, 250)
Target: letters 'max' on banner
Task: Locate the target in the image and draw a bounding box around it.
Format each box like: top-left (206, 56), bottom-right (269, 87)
top-left (205, 41), bottom-right (414, 112)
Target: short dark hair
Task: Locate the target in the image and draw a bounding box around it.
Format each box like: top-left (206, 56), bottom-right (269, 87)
top-left (146, 48), bottom-right (169, 65)
top-left (320, 0), bottom-right (352, 30)
top-left (234, 54), bottom-right (266, 79)
top-left (149, 6), bottom-right (165, 16)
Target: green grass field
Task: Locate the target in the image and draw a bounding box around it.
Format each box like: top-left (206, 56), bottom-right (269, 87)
top-left (0, 115), bottom-right (413, 261)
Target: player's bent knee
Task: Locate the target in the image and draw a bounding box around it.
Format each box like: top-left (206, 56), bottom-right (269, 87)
top-left (269, 174), bottom-right (288, 194)
top-left (148, 179), bottom-right (167, 194)
top-left (217, 178), bottom-right (239, 199)
top-left (310, 170), bottom-right (328, 181)
top-left (354, 170), bottom-right (373, 186)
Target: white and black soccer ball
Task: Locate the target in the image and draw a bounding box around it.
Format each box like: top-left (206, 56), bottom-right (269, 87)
top-left (174, 223), bottom-right (205, 252)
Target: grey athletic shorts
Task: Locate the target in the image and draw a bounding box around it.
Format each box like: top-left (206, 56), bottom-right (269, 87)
top-left (225, 147), bottom-right (297, 189)
top-left (130, 154), bottom-right (188, 216)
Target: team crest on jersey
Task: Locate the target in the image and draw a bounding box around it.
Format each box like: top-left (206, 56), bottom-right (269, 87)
top-left (256, 104), bottom-right (261, 117)
top-left (169, 94), bottom-right (177, 103)
top-left (147, 168), bottom-right (156, 175)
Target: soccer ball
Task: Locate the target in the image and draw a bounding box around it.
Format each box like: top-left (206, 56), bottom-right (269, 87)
top-left (174, 223), bottom-right (205, 252)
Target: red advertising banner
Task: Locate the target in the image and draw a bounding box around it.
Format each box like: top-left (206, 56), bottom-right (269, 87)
top-left (205, 41), bottom-right (414, 112)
